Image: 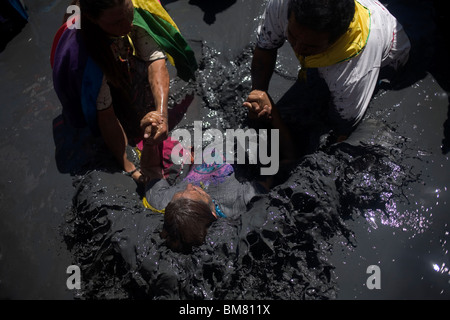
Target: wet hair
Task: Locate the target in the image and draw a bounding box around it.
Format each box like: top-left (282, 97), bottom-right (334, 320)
top-left (287, 0), bottom-right (356, 44)
top-left (79, 0), bottom-right (124, 20)
top-left (161, 198), bottom-right (217, 253)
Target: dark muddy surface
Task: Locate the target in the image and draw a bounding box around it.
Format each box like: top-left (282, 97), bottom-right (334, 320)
top-left (0, 0), bottom-right (449, 300)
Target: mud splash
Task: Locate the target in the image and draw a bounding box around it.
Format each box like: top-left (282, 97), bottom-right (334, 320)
top-left (62, 39), bottom-right (426, 299)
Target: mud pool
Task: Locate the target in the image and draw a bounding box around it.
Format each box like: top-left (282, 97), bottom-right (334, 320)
top-left (0, 0), bottom-right (449, 300)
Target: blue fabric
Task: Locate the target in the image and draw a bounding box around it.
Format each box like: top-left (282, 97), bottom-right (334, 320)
top-left (52, 27), bottom-right (103, 134)
top-left (52, 28), bottom-right (90, 129)
top-left (7, 0), bottom-right (28, 20)
top-left (81, 57), bottom-right (103, 135)
top-left (212, 200), bottom-right (227, 218)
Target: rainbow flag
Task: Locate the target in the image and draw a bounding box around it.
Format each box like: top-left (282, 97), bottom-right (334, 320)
top-left (132, 0), bottom-right (197, 81)
top-left (51, 0), bottom-right (197, 133)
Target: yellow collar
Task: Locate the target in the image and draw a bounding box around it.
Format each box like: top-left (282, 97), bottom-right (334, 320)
top-left (297, 1), bottom-right (371, 79)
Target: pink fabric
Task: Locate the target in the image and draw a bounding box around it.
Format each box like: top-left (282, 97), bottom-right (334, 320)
top-left (137, 137), bottom-right (192, 179)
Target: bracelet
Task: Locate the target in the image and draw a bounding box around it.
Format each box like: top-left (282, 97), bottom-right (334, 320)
top-left (122, 168), bottom-right (139, 177)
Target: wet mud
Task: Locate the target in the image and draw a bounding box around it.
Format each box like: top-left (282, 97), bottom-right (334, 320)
top-left (0, 0), bottom-right (449, 300)
top-left (63, 114), bottom-right (425, 299)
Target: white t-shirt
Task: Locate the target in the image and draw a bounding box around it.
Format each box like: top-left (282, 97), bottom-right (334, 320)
top-left (257, 0), bottom-right (411, 127)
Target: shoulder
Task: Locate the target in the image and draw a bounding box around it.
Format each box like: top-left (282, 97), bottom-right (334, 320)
top-left (257, 0), bottom-right (290, 49)
top-left (265, 0), bottom-right (290, 17)
top-left (130, 26), bottom-right (166, 61)
top-left (144, 178), bottom-right (174, 210)
top-left (358, 0), bottom-right (398, 30)
top-left (131, 25), bottom-right (152, 41)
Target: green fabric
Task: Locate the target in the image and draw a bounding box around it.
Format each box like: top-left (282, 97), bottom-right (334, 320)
top-left (133, 7), bottom-right (197, 82)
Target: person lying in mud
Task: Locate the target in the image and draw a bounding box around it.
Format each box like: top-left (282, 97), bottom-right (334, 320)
top-left (244, 0), bottom-right (411, 156)
top-left (51, 0), bottom-right (197, 185)
top-left (143, 142), bottom-right (272, 254)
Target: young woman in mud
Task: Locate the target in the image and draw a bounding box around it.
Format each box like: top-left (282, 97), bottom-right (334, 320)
top-left (143, 103), bottom-right (296, 253)
top-left (142, 139), bottom-right (273, 253)
top-left (51, 0), bottom-right (197, 184)
top-left (244, 0), bottom-right (411, 156)
top-left (148, 161), bottom-right (270, 253)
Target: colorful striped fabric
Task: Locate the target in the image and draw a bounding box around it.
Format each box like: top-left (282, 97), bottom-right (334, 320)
top-left (51, 22), bottom-right (102, 132)
top-left (132, 0), bottom-right (198, 81)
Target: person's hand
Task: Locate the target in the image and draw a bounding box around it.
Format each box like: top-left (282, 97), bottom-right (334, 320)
top-left (132, 170), bottom-right (150, 186)
top-left (243, 90), bottom-right (273, 121)
top-left (123, 165), bottom-right (150, 186)
top-left (140, 111), bottom-right (168, 145)
top-left (140, 165), bottom-right (164, 181)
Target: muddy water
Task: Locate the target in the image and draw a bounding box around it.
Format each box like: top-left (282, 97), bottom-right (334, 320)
top-left (0, 0), bottom-right (449, 300)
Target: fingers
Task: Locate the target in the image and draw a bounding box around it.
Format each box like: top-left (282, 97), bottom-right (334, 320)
top-left (141, 112), bottom-right (163, 129)
top-left (144, 123), bottom-right (168, 145)
top-left (243, 90), bottom-right (273, 120)
top-left (246, 90), bottom-right (269, 106)
top-left (148, 124), bottom-right (168, 144)
top-left (244, 101), bottom-right (261, 120)
top-left (141, 112), bottom-right (166, 140)
top-left (244, 98), bottom-right (265, 113)
top-left (242, 101), bottom-right (252, 109)
top-left (258, 104), bottom-right (273, 120)
top-left (131, 170), bottom-right (150, 186)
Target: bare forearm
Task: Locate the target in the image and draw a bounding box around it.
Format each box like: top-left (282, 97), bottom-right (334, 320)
top-left (98, 108), bottom-right (134, 172)
top-left (148, 59), bottom-right (170, 119)
top-left (251, 46), bottom-right (277, 91)
top-left (142, 59), bottom-right (170, 143)
top-left (250, 47), bottom-right (296, 159)
top-left (270, 105), bottom-right (297, 160)
top-left (140, 143), bottom-right (163, 180)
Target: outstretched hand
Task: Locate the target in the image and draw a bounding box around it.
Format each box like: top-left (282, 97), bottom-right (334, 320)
top-left (243, 90), bottom-right (273, 121)
top-left (140, 111), bottom-right (168, 145)
top-left (132, 169), bottom-right (150, 186)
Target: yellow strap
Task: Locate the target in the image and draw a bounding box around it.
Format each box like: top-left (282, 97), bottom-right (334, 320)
top-left (127, 34), bottom-right (136, 56)
top-left (136, 146), bottom-right (163, 212)
top-left (134, 146), bottom-right (142, 160)
top-left (143, 196), bottom-right (166, 213)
